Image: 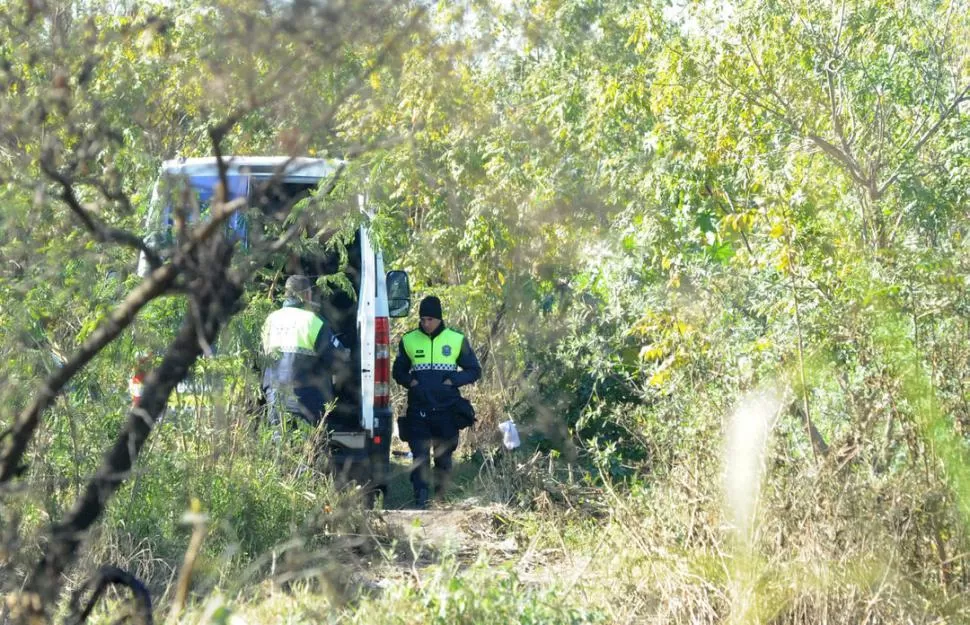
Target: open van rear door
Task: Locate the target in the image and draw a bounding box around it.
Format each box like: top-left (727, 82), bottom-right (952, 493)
top-left (358, 225), bottom-right (377, 436)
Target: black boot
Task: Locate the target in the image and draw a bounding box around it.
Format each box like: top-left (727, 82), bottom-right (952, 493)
top-left (414, 487), bottom-right (429, 510)
top-left (434, 475), bottom-right (451, 500)
top-left (433, 466), bottom-right (452, 500)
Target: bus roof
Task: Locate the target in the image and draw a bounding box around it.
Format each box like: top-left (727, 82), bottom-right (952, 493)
top-left (160, 156), bottom-right (341, 181)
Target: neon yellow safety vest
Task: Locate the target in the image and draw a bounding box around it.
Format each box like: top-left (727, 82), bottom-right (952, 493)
top-left (402, 328), bottom-right (464, 372)
top-left (261, 307), bottom-right (324, 356)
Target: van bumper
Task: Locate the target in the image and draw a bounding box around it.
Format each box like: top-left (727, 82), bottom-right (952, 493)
top-left (326, 407), bottom-right (394, 496)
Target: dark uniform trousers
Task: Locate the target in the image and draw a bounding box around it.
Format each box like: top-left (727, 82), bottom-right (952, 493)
top-left (407, 408), bottom-right (460, 495)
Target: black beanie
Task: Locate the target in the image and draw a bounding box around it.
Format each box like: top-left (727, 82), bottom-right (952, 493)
top-left (419, 296), bottom-right (443, 320)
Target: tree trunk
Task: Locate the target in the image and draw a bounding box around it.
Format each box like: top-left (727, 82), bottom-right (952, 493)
top-left (18, 245), bottom-right (243, 621)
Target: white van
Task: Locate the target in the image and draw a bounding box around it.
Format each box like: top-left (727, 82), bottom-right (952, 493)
top-left (135, 156), bottom-right (410, 495)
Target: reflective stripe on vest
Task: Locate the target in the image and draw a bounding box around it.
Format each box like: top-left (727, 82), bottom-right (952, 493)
top-left (402, 328), bottom-right (464, 372)
top-left (262, 307), bottom-right (324, 356)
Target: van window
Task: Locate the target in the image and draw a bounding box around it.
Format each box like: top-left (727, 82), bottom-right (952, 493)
top-left (155, 174), bottom-right (251, 246)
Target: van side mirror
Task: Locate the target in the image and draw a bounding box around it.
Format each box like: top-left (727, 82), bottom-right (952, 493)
top-left (386, 270), bottom-right (410, 318)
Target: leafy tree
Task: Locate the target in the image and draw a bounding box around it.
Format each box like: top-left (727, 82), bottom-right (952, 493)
top-left (0, 0), bottom-right (441, 619)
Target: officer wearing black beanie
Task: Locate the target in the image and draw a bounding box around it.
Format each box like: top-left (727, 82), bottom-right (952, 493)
top-left (419, 295), bottom-right (443, 320)
top-left (393, 295), bottom-right (481, 508)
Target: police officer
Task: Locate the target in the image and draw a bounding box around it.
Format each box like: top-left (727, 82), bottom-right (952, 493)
top-left (261, 274), bottom-right (342, 431)
top-left (393, 296), bottom-right (481, 508)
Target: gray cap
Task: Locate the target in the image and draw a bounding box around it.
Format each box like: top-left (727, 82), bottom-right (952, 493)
top-left (284, 274), bottom-right (312, 299)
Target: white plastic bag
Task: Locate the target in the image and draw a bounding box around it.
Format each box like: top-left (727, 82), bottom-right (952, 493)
top-left (498, 419), bottom-right (521, 450)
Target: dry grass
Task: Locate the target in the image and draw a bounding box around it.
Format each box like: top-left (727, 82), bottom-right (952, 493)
top-left (12, 384), bottom-right (970, 625)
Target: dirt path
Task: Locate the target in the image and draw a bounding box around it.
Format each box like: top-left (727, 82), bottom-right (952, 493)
top-left (381, 503), bottom-right (518, 560)
top-left (349, 499), bottom-right (567, 591)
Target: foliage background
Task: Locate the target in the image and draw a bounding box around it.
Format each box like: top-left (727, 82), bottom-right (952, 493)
top-left (1, 0), bottom-right (969, 622)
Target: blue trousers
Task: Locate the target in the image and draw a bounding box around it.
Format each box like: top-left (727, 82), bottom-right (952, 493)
top-left (264, 385), bottom-right (321, 427)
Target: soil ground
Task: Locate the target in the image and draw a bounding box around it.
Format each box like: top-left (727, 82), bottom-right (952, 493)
top-left (342, 454), bottom-right (570, 592)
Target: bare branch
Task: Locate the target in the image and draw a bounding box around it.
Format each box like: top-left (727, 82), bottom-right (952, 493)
top-left (39, 157), bottom-right (163, 269)
top-left (0, 262), bottom-right (177, 483)
top-left (0, 185), bottom-right (247, 484)
top-left (878, 82), bottom-right (970, 197)
top-left (26, 275), bottom-right (241, 611)
top-left (825, 60), bottom-right (855, 157)
top-left (66, 566), bottom-right (153, 625)
top-left (806, 132), bottom-right (869, 186)
top-left (701, 43), bottom-right (871, 193)
top-left (741, 36), bottom-right (801, 120)
top-left (709, 70), bottom-right (794, 128)
top-left (833, 0), bottom-right (847, 55)
top-left (87, 173), bottom-right (135, 216)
